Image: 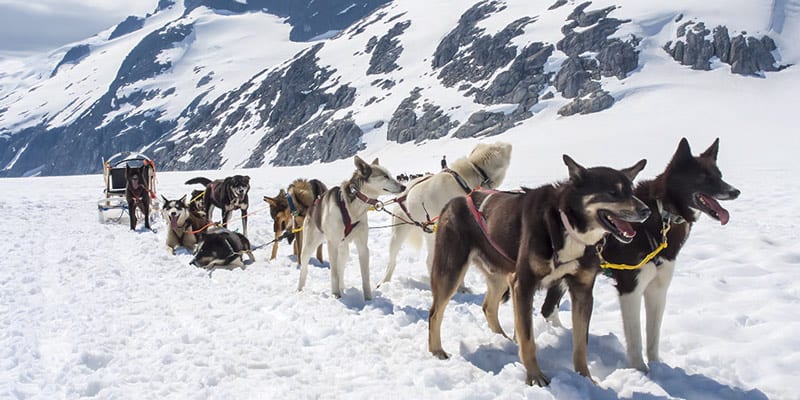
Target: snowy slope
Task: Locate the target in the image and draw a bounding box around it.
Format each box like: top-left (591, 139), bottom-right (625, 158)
top-left (2, 0), bottom-right (797, 177)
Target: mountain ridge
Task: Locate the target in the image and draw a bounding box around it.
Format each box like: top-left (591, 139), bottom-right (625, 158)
top-left (0, 0), bottom-right (795, 177)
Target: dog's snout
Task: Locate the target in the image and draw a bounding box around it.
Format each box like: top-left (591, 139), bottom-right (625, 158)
top-left (638, 206), bottom-right (651, 220)
top-left (399, 184), bottom-right (407, 192)
top-left (728, 188), bottom-right (741, 199)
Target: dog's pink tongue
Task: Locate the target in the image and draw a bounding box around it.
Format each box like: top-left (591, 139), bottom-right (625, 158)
top-left (700, 194), bottom-right (730, 225)
top-left (170, 215), bottom-right (179, 229)
top-left (610, 215), bottom-right (636, 238)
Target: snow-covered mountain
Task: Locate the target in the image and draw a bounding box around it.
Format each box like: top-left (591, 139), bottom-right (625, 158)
top-left (0, 0), bottom-right (797, 177)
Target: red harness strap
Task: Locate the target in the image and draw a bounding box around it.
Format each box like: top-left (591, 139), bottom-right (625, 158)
top-left (393, 174), bottom-right (436, 230)
top-left (337, 188), bottom-right (359, 237)
top-left (465, 192), bottom-right (516, 264)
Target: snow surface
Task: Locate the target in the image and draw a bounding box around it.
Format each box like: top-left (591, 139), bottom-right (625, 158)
top-left (1, 131), bottom-right (797, 399)
top-left (1, 0), bottom-right (799, 398)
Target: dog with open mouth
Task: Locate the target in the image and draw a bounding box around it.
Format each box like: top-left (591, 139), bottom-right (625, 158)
top-left (428, 155), bottom-right (650, 386)
top-left (542, 138), bottom-right (741, 373)
top-left (161, 195), bottom-right (197, 254)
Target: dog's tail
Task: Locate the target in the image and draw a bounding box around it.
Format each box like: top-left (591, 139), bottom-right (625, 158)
top-left (186, 177), bottom-right (212, 186)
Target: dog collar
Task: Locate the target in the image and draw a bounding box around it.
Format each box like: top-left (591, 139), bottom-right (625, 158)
top-left (474, 164), bottom-right (492, 188)
top-left (444, 168), bottom-right (473, 194)
top-left (656, 199), bottom-right (686, 224)
top-left (286, 192), bottom-right (299, 216)
top-left (559, 209), bottom-right (594, 247)
top-left (348, 185), bottom-right (385, 211)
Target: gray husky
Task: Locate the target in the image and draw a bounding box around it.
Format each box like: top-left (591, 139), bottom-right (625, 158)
top-left (297, 156), bottom-right (405, 301)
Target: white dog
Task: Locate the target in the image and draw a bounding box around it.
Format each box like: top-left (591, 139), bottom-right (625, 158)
top-left (379, 142), bottom-right (512, 286)
top-left (297, 156), bottom-right (405, 301)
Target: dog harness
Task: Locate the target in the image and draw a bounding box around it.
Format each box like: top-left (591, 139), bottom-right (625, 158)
top-left (390, 174), bottom-right (438, 233)
top-left (444, 167), bottom-right (490, 194)
top-left (348, 185), bottom-right (385, 211)
top-left (128, 184), bottom-right (150, 205)
top-left (597, 200), bottom-right (682, 271)
top-left (465, 190), bottom-right (517, 264)
top-left (336, 187), bottom-right (360, 237)
top-left (286, 192), bottom-right (299, 216)
top-left (171, 220), bottom-right (194, 242)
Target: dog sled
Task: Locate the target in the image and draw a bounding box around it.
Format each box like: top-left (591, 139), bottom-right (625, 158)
top-left (97, 152), bottom-right (160, 224)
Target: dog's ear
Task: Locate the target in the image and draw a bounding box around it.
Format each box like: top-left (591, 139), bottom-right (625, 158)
top-left (279, 188), bottom-right (286, 196)
top-left (371, 158), bottom-right (380, 165)
top-left (354, 155), bottom-right (372, 176)
top-left (563, 154), bottom-right (585, 182)
top-left (620, 159), bottom-right (647, 182)
top-left (700, 138), bottom-right (720, 161)
top-left (180, 194), bottom-right (187, 205)
top-left (243, 175), bottom-right (250, 184)
top-left (671, 137), bottom-right (693, 165)
top-left (161, 195), bottom-right (169, 203)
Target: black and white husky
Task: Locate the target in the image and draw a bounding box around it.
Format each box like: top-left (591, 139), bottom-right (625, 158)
top-left (161, 195), bottom-right (196, 254)
top-left (297, 156), bottom-right (405, 301)
top-left (191, 227), bottom-right (255, 269)
top-left (185, 175), bottom-right (250, 237)
top-left (542, 138), bottom-right (740, 372)
top-left (429, 155), bottom-right (650, 386)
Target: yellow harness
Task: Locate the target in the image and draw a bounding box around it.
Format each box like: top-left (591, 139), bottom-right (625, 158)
top-left (599, 219), bottom-right (671, 271)
top-left (190, 190), bottom-right (205, 204)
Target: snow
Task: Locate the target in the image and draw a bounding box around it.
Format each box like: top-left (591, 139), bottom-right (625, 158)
top-left (2, 0), bottom-right (800, 397)
top-left (1, 126), bottom-right (798, 399)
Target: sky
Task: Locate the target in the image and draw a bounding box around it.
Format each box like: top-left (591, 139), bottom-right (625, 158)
top-left (0, 0), bottom-right (155, 57)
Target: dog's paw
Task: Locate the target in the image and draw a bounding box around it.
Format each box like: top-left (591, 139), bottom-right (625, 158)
top-left (631, 361), bottom-right (649, 374)
top-left (431, 350), bottom-right (450, 360)
top-left (526, 372), bottom-right (551, 387)
top-left (576, 368), bottom-right (596, 384)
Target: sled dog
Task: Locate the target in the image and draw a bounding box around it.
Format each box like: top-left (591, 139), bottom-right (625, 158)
top-left (187, 189), bottom-right (210, 241)
top-left (380, 142), bottom-right (512, 285)
top-left (125, 164), bottom-right (152, 231)
top-left (185, 175), bottom-right (250, 237)
top-left (161, 195), bottom-right (197, 254)
top-left (541, 138), bottom-right (740, 372)
top-left (297, 156), bottom-right (405, 301)
top-left (264, 179), bottom-right (328, 261)
top-left (428, 155), bottom-right (650, 386)
top-left (191, 227), bottom-right (255, 269)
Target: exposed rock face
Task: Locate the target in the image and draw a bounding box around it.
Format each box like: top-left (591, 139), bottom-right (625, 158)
top-left (664, 20), bottom-right (785, 76)
top-left (152, 44), bottom-right (361, 169)
top-left (184, 0), bottom-right (391, 42)
top-left (433, 2), bottom-right (533, 87)
top-left (558, 90), bottom-right (614, 116)
top-left (51, 45), bottom-right (91, 77)
top-left (366, 20), bottom-right (411, 75)
top-left (409, 1), bottom-right (553, 140)
top-left (109, 16), bottom-right (145, 40)
top-left (555, 1), bottom-right (639, 116)
top-left (386, 88), bottom-right (457, 143)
